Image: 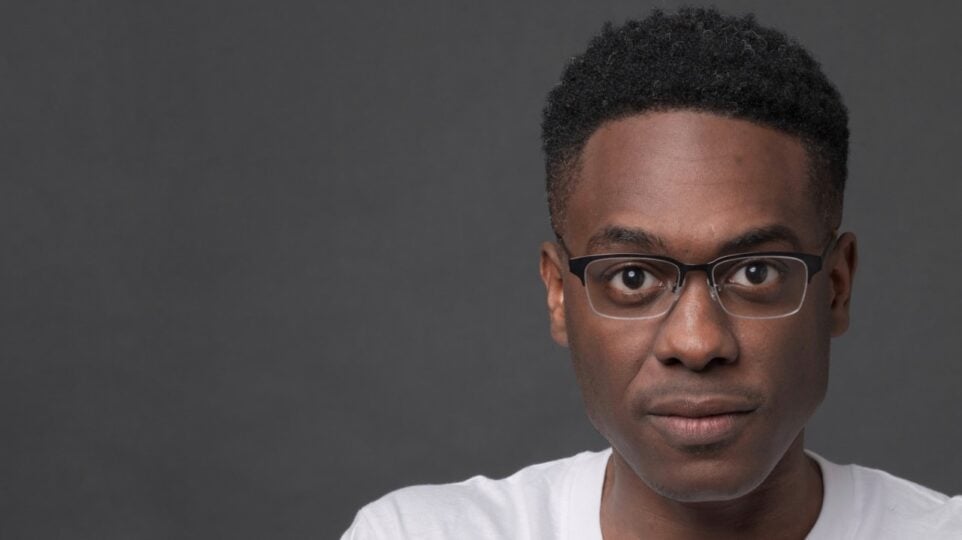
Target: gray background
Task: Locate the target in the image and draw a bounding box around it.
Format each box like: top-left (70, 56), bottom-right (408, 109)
top-left (2, 1), bottom-right (960, 538)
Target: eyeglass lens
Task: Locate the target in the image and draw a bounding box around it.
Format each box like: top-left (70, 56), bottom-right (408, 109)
top-left (583, 255), bottom-right (810, 320)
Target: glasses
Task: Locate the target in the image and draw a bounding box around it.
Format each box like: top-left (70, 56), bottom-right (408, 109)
top-left (567, 240), bottom-right (835, 320)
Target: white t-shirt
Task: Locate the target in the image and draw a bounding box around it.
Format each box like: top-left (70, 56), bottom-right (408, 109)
top-left (342, 449), bottom-right (962, 539)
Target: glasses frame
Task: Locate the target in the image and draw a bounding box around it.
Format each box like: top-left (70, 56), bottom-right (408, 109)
top-left (567, 240), bottom-right (834, 320)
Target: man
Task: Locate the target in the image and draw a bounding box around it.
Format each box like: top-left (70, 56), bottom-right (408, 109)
top-left (342, 7), bottom-right (962, 539)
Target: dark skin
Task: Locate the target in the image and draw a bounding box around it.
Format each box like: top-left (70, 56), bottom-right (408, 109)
top-left (539, 111), bottom-right (858, 539)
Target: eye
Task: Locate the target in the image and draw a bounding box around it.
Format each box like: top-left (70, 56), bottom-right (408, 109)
top-left (727, 259), bottom-right (780, 287)
top-left (606, 265), bottom-right (662, 293)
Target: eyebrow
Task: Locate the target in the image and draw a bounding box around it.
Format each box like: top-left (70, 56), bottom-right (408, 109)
top-left (718, 224), bottom-right (803, 254)
top-left (584, 226), bottom-right (667, 254)
top-left (582, 224), bottom-right (803, 257)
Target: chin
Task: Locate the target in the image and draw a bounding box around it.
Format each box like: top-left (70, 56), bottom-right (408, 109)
top-left (645, 468), bottom-right (766, 503)
top-left (632, 448), bottom-right (774, 503)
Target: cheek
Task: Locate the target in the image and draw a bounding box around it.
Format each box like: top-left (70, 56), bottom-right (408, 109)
top-left (564, 285), bottom-right (657, 434)
top-left (741, 310), bottom-right (830, 424)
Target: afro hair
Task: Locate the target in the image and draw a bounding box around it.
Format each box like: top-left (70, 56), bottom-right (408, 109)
top-left (541, 7), bottom-right (849, 238)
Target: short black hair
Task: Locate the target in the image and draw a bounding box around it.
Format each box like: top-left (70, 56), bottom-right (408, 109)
top-left (541, 7), bottom-right (848, 238)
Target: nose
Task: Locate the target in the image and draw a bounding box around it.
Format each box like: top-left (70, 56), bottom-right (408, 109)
top-left (652, 273), bottom-right (739, 371)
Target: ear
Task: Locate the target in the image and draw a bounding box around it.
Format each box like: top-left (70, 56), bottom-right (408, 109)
top-left (540, 241), bottom-right (569, 347)
top-left (828, 232), bottom-right (858, 337)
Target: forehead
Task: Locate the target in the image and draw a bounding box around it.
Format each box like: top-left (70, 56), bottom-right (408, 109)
top-left (565, 111), bottom-right (819, 258)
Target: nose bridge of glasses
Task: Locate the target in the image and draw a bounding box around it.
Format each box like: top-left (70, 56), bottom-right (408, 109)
top-left (675, 263), bottom-right (719, 296)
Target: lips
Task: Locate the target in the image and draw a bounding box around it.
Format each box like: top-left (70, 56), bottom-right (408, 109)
top-left (646, 397), bottom-right (758, 447)
top-left (647, 397), bottom-right (758, 418)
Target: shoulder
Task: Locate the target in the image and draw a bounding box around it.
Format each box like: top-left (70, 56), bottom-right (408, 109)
top-left (813, 452), bottom-right (962, 539)
top-left (849, 462), bottom-right (962, 538)
top-left (341, 449), bottom-right (610, 540)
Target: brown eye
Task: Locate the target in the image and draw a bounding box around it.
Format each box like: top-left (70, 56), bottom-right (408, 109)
top-left (618, 267), bottom-right (645, 289)
top-left (606, 265), bottom-right (663, 294)
top-left (728, 260), bottom-right (780, 287)
top-left (743, 263), bottom-right (768, 284)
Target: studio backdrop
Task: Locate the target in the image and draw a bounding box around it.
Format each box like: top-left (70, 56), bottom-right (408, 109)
top-left (2, 1), bottom-right (960, 539)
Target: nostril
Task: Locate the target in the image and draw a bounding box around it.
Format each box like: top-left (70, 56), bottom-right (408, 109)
top-left (699, 356), bottom-right (734, 371)
top-left (657, 354), bottom-right (732, 371)
top-left (658, 356), bottom-right (685, 368)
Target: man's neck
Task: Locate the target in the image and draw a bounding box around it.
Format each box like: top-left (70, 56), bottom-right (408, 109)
top-left (600, 437), bottom-right (824, 540)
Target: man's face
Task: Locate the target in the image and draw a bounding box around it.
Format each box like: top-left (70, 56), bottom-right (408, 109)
top-left (540, 111), bottom-right (856, 502)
